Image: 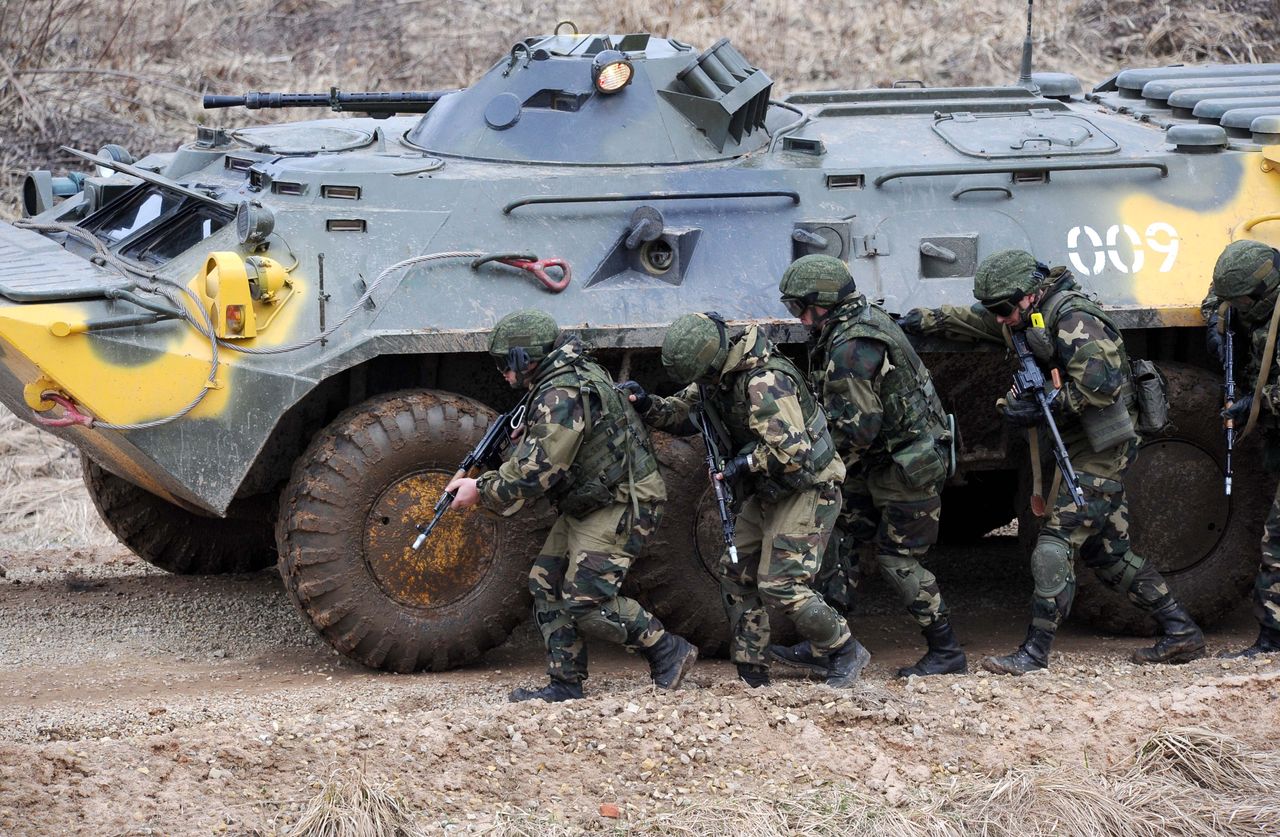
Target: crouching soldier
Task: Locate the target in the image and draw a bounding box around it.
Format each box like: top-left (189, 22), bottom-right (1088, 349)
top-left (1202, 240), bottom-right (1280, 658)
top-left (901, 250), bottom-right (1205, 674)
top-left (447, 310), bottom-right (697, 702)
top-left (621, 312), bottom-right (871, 688)
top-left (772, 255), bottom-right (965, 678)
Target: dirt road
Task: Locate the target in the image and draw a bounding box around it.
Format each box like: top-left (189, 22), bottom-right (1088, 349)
top-left (0, 539), bottom-right (1277, 836)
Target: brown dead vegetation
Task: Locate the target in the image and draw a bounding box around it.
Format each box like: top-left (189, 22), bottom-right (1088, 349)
top-left (1, 0), bottom-right (1278, 219)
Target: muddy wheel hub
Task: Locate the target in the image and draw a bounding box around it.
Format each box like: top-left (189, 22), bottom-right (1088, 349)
top-left (1129, 439), bottom-right (1229, 575)
top-left (363, 470), bottom-right (497, 609)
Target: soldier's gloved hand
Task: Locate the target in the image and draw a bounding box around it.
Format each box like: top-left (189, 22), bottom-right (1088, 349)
top-left (617, 380), bottom-right (651, 414)
top-left (719, 454), bottom-right (752, 483)
top-left (999, 390), bottom-right (1042, 427)
top-left (1223, 393), bottom-right (1253, 424)
top-left (896, 309), bottom-right (925, 335)
top-left (1205, 314), bottom-right (1226, 362)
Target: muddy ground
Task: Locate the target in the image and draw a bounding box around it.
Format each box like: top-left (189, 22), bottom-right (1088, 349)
top-left (0, 538), bottom-right (1275, 836)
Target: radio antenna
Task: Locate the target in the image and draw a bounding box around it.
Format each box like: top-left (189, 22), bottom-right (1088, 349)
top-left (1017, 0), bottom-right (1036, 90)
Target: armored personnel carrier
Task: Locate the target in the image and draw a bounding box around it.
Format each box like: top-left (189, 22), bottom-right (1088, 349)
top-left (3, 21), bottom-right (1278, 670)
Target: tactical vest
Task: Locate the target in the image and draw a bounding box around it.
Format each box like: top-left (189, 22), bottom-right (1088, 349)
top-left (816, 297), bottom-right (950, 464)
top-left (1033, 282), bottom-right (1138, 451)
top-left (534, 356), bottom-right (659, 517)
top-left (713, 351), bottom-right (835, 497)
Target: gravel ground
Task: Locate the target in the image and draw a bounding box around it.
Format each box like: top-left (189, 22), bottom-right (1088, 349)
top-left (1, 540), bottom-right (1276, 835)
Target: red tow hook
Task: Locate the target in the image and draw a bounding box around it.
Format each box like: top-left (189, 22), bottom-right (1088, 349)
top-left (472, 253), bottom-right (572, 293)
top-left (33, 390), bottom-right (94, 428)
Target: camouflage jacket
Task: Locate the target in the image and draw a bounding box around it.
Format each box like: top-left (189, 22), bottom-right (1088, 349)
top-left (477, 338), bottom-right (665, 514)
top-left (1201, 285), bottom-right (1280, 425)
top-left (810, 293), bottom-right (949, 470)
top-left (645, 325), bottom-right (844, 491)
top-left (915, 268), bottom-right (1133, 449)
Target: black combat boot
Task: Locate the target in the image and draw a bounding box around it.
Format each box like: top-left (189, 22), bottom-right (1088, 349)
top-left (825, 638), bottom-right (872, 688)
top-left (767, 640), bottom-right (830, 674)
top-left (642, 632), bottom-right (698, 688)
top-left (1219, 626), bottom-right (1280, 659)
top-left (896, 620), bottom-right (967, 678)
top-left (736, 662), bottom-right (770, 688)
top-left (983, 627), bottom-right (1053, 675)
top-left (1132, 599), bottom-right (1207, 664)
top-left (508, 679), bottom-right (583, 703)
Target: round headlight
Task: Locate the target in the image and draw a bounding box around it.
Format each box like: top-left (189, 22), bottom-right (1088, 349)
top-left (96, 144), bottom-right (134, 177)
top-left (592, 51), bottom-right (633, 94)
top-left (236, 200), bottom-right (275, 246)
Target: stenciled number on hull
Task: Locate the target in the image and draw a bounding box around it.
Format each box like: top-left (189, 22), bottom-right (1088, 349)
top-left (1066, 222), bottom-right (1180, 276)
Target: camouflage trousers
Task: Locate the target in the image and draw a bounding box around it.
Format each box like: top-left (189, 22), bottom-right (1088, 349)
top-left (529, 500), bottom-right (666, 684)
top-left (720, 481), bottom-right (851, 665)
top-left (1033, 439), bottom-right (1170, 631)
top-left (1254, 480), bottom-right (1280, 631)
top-left (831, 464), bottom-right (948, 628)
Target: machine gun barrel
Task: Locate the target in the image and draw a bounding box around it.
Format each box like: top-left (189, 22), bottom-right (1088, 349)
top-left (1223, 306), bottom-right (1236, 496)
top-left (1010, 329), bottom-right (1086, 510)
top-left (203, 87), bottom-right (455, 116)
top-left (412, 403), bottom-right (526, 550)
top-left (695, 393), bottom-right (739, 566)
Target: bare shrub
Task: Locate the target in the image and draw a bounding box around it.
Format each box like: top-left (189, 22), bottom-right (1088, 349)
top-left (287, 766), bottom-right (425, 837)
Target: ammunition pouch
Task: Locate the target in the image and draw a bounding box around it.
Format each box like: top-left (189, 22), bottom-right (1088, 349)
top-left (890, 434), bottom-right (949, 489)
top-left (555, 477), bottom-right (617, 518)
top-left (1130, 359), bottom-right (1171, 435)
top-left (1081, 396), bottom-right (1137, 453)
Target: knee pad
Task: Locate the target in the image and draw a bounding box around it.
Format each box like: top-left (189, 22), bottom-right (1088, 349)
top-left (792, 597), bottom-right (844, 646)
top-left (876, 553), bottom-right (922, 606)
top-left (575, 603), bottom-right (628, 644)
top-left (1031, 536), bottom-right (1073, 599)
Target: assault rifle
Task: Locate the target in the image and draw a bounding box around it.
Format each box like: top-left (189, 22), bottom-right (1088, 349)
top-left (412, 402), bottom-right (526, 550)
top-left (695, 389), bottom-right (740, 566)
top-left (1223, 306), bottom-right (1236, 496)
top-left (1010, 329), bottom-right (1086, 510)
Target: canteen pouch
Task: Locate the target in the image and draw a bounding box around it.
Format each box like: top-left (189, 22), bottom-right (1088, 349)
top-left (1131, 359), bottom-right (1171, 435)
top-left (891, 435), bottom-right (948, 489)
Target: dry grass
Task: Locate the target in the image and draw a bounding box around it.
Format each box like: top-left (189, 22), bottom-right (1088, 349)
top-left (482, 726), bottom-right (1280, 836)
top-left (288, 766), bottom-right (426, 837)
top-left (2, 0), bottom-right (1278, 219)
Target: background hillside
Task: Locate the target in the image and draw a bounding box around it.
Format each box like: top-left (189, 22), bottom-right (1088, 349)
top-left (2, 0), bottom-right (1278, 218)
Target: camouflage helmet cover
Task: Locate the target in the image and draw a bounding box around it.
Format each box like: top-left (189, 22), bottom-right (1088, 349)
top-left (778, 254), bottom-right (857, 308)
top-left (488, 309), bottom-right (560, 364)
top-left (973, 249), bottom-right (1045, 301)
top-left (661, 312), bottom-right (729, 385)
top-left (1212, 240), bottom-right (1280, 300)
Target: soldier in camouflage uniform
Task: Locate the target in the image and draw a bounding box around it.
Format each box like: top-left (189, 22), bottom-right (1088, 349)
top-left (620, 312), bottom-right (871, 688)
top-left (901, 250), bottom-right (1205, 674)
top-left (1200, 240), bottom-right (1280, 658)
top-left (448, 310), bottom-right (697, 702)
top-left (768, 255), bottom-right (966, 678)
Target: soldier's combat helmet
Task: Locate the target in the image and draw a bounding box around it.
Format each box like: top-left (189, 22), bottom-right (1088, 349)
top-left (777, 254), bottom-right (857, 317)
top-left (973, 249), bottom-right (1050, 315)
top-left (661, 312), bottom-right (730, 385)
top-left (489, 310), bottom-right (559, 385)
top-left (1212, 240), bottom-right (1280, 300)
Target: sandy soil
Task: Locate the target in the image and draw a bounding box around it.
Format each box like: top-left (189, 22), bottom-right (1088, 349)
top-left (0, 538), bottom-right (1275, 836)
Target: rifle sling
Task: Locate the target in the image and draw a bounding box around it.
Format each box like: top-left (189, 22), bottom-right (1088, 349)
top-left (1237, 296), bottom-right (1280, 442)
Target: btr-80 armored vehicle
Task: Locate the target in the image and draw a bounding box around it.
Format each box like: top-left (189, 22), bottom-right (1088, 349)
top-left (3, 21), bottom-right (1279, 670)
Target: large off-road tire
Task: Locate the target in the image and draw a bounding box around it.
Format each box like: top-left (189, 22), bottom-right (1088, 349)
top-left (1021, 362), bottom-right (1265, 635)
top-left (624, 433), bottom-right (798, 658)
top-left (275, 390), bottom-right (550, 672)
top-left (81, 458), bottom-right (276, 574)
